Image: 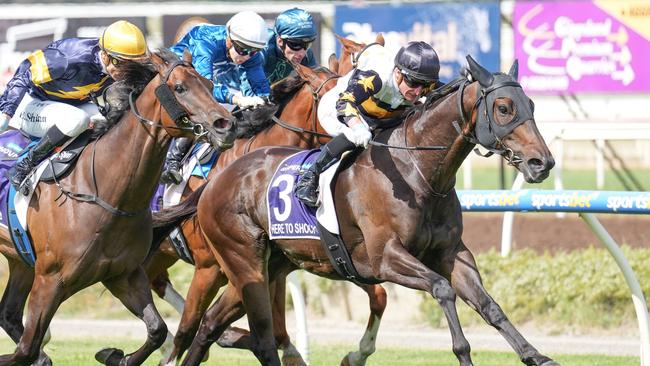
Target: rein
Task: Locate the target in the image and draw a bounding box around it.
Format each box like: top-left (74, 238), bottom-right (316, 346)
top-left (52, 59), bottom-right (200, 217)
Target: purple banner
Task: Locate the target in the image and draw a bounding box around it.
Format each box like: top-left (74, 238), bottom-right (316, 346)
top-left (514, 1), bottom-right (650, 94)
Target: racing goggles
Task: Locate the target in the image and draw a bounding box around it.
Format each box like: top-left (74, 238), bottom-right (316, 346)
top-left (285, 39), bottom-right (312, 51)
top-left (109, 56), bottom-right (121, 66)
top-left (232, 40), bottom-right (261, 56)
top-left (401, 71), bottom-right (434, 89)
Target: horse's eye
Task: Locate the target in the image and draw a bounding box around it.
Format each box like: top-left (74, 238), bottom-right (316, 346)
top-left (498, 105), bottom-right (508, 114)
top-left (174, 84), bottom-right (186, 93)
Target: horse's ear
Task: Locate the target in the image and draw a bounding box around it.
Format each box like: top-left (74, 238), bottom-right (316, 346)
top-left (508, 59), bottom-right (519, 81)
top-left (182, 49), bottom-right (193, 63)
top-left (292, 62), bottom-right (314, 81)
top-left (149, 51), bottom-right (167, 74)
top-left (375, 33), bottom-right (385, 46)
top-left (466, 54), bottom-right (493, 87)
top-left (328, 53), bottom-right (339, 74)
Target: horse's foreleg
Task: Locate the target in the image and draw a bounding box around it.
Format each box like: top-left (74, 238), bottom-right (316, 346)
top-left (98, 266), bottom-right (167, 366)
top-left (341, 284), bottom-right (387, 366)
top-left (164, 264), bottom-right (227, 365)
top-left (373, 237), bottom-right (473, 366)
top-left (445, 243), bottom-right (560, 366)
top-left (0, 258), bottom-right (33, 343)
top-left (0, 273), bottom-right (61, 366)
top-left (181, 285), bottom-right (246, 366)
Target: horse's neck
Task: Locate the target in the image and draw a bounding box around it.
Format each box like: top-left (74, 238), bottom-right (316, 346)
top-left (273, 86), bottom-right (318, 149)
top-left (399, 83), bottom-right (478, 195)
top-left (94, 83), bottom-right (170, 211)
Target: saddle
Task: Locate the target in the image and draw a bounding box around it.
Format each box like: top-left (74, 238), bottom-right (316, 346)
top-left (40, 130), bottom-right (93, 182)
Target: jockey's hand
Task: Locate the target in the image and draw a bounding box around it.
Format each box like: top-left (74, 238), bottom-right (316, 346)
top-left (89, 113), bottom-right (107, 128)
top-left (0, 113), bottom-right (10, 132)
top-left (343, 119), bottom-right (372, 148)
top-left (233, 95), bottom-right (266, 109)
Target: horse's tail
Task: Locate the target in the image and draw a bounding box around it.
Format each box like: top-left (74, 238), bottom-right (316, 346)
top-left (149, 183), bottom-right (207, 253)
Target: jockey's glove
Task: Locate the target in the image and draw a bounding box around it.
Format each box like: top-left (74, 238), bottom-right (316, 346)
top-left (343, 123), bottom-right (372, 148)
top-left (89, 113), bottom-right (107, 128)
top-left (0, 113), bottom-right (9, 133)
top-left (234, 95), bottom-right (266, 109)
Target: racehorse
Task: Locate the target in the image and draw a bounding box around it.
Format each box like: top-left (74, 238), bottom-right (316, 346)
top-left (166, 56), bottom-right (558, 366)
top-left (148, 63), bottom-right (341, 365)
top-left (0, 49), bottom-right (235, 365)
top-left (147, 33), bottom-right (392, 366)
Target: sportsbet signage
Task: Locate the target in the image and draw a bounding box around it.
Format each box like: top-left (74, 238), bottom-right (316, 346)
top-left (334, 2), bottom-right (500, 83)
top-left (514, 1), bottom-right (650, 94)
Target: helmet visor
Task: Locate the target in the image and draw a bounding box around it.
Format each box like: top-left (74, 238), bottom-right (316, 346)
top-left (232, 40), bottom-right (261, 56)
top-left (285, 39), bottom-right (312, 51)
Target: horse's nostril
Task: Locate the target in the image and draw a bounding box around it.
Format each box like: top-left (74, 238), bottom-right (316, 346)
top-left (213, 118), bottom-right (231, 130)
top-left (527, 158), bottom-right (544, 172)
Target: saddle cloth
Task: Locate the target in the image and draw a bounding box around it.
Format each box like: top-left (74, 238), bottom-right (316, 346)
top-left (266, 149), bottom-right (341, 240)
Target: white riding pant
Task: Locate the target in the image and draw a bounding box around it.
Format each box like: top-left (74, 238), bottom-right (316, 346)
top-left (8, 93), bottom-right (98, 138)
top-left (317, 88), bottom-right (346, 136)
top-left (317, 88), bottom-right (369, 136)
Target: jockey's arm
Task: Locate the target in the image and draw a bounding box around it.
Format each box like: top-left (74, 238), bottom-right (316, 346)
top-left (335, 69), bottom-right (382, 128)
top-left (0, 60), bottom-right (34, 119)
top-left (242, 54), bottom-right (270, 97)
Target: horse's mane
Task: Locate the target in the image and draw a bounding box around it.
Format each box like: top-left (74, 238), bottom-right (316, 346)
top-left (402, 76), bottom-right (466, 123)
top-left (91, 49), bottom-right (179, 138)
top-left (234, 66), bottom-right (336, 139)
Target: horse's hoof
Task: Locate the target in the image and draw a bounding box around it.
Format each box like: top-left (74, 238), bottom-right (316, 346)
top-left (539, 361), bottom-right (561, 366)
top-left (95, 348), bottom-right (124, 366)
top-left (282, 353), bottom-right (307, 366)
top-left (33, 353), bottom-right (53, 366)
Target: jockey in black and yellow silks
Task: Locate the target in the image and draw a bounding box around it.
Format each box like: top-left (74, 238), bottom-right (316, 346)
top-left (294, 42), bottom-right (441, 207)
top-left (0, 20), bottom-right (149, 194)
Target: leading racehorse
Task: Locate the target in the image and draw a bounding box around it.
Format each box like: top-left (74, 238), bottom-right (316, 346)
top-left (0, 49), bottom-right (235, 365)
top-left (167, 56), bottom-right (558, 366)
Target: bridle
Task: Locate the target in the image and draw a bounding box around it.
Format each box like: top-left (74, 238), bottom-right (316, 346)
top-left (452, 75), bottom-right (530, 166)
top-left (53, 59), bottom-right (212, 217)
top-left (128, 60), bottom-right (210, 139)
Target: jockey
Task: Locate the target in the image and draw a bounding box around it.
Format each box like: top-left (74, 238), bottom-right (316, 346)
top-left (162, 11), bottom-right (270, 185)
top-left (0, 20), bottom-right (149, 192)
top-left (260, 8), bottom-right (318, 85)
top-left (294, 41), bottom-right (440, 207)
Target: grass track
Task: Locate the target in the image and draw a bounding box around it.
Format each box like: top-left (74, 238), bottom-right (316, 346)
top-left (0, 338), bottom-right (638, 365)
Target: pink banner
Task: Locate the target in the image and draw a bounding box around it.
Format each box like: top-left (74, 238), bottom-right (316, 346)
top-left (514, 1), bottom-right (650, 94)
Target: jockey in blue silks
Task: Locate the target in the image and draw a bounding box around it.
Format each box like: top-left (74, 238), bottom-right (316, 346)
top-left (0, 20), bottom-right (149, 193)
top-left (161, 10), bottom-right (271, 185)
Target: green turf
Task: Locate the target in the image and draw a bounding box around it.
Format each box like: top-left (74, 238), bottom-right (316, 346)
top-left (0, 338), bottom-right (638, 365)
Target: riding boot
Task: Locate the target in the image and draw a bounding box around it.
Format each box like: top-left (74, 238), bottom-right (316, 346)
top-left (10, 125), bottom-right (68, 194)
top-left (294, 146), bottom-right (339, 207)
top-left (160, 137), bottom-right (193, 185)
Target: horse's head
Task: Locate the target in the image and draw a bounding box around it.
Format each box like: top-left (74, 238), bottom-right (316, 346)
top-left (291, 63), bottom-right (340, 98)
top-left (334, 33), bottom-right (385, 75)
top-left (465, 55), bottom-right (554, 183)
top-left (150, 49), bottom-right (236, 150)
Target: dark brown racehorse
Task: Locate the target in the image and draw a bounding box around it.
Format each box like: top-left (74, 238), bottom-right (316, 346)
top-left (170, 56), bottom-right (558, 366)
top-left (0, 49), bottom-right (234, 366)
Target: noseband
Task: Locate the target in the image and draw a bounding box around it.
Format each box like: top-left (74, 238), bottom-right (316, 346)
top-left (129, 60), bottom-right (207, 137)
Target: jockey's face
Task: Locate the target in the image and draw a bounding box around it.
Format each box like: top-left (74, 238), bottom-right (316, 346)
top-left (278, 38), bottom-right (308, 64)
top-left (100, 51), bottom-right (126, 81)
top-left (394, 69), bottom-right (423, 103)
top-left (226, 38), bottom-right (253, 65)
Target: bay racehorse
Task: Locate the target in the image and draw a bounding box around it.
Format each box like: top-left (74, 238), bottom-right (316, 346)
top-left (148, 64), bottom-right (340, 365)
top-left (167, 56), bottom-right (558, 366)
top-left (147, 33), bottom-right (389, 366)
top-left (0, 49), bottom-right (235, 365)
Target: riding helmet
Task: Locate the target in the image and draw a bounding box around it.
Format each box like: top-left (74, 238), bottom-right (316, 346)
top-left (274, 8), bottom-right (317, 42)
top-left (100, 20), bottom-right (149, 60)
top-left (394, 41), bottom-right (440, 82)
